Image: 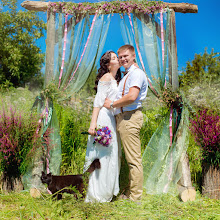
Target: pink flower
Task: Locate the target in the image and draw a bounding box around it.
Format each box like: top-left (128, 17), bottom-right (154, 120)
top-left (93, 126), bottom-right (112, 147)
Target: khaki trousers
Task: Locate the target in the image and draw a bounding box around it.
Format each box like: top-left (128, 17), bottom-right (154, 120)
top-left (116, 109), bottom-right (143, 201)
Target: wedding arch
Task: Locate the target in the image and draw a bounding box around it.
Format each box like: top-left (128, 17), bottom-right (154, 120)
top-left (21, 0), bottom-right (198, 200)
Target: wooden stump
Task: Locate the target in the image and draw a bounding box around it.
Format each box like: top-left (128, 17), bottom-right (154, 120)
top-left (202, 164), bottom-right (220, 199)
top-left (177, 153), bottom-right (196, 202)
top-left (178, 185), bottom-right (196, 202)
top-left (30, 188), bottom-right (41, 198)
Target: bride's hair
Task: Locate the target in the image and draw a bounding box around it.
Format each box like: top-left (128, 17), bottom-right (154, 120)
top-left (94, 51), bottom-right (121, 92)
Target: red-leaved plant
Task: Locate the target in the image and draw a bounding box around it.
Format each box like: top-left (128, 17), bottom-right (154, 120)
top-left (190, 109), bottom-right (220, 167)
top-left (0, 105), bottom-right (53, 183)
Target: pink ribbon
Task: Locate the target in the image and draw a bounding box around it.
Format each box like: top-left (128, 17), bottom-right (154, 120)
top-left (160, 9), bottom-right (165, 66)
top-left (46, 139), bottom-right (51, 194)
top-left (169, 106), bottom-right (173, 146)
top-left (35, 101), bottom-right (51, 175)
top-left (64, 11), bottom-right (98, 90)
top-left (47, 188), bottom-right (52, 194)
top-left (128, 14), bottom-right (159, 98)
top-left (160, 9), bottom-right (166, 88)
top-left (58, 14), bottom-right (68, 88)
top-left (36, 108), bottom-right (46, 134)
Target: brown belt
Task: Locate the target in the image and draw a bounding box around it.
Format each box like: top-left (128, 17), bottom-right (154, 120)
top-left (116, 107), bottom-right (142, 118)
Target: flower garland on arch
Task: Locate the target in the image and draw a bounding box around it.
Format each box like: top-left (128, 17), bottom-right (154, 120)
top-left (47, 1), bottom-right (166, 15)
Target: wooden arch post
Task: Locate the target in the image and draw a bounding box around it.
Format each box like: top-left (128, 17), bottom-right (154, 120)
top-left (21, 1), bottom-right (198, 202)
top-left (45, 11), bottom-right (55, 87)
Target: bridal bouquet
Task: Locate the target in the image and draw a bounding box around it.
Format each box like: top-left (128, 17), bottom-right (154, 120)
top-left (81, 126), bottom-right (112, 147)
top-left (93, 126), bottom-right (112, 147)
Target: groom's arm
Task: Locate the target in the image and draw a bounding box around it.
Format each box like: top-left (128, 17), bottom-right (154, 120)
top-left (104, 87), bottom-right (140, 109)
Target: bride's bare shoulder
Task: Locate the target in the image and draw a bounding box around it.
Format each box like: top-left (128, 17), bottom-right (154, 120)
top-left (99, 73), bottom-right (113, 82)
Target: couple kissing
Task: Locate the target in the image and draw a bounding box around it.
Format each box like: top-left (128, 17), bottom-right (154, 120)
top-left (84, 44), bottom-right (148, 203)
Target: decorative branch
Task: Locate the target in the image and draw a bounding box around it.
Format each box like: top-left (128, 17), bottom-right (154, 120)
top-left (21, 1), bottom-right (198, 14)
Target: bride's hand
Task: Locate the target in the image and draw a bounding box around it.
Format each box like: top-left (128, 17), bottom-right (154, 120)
top-left (88, 124), bottom-right (97, 136)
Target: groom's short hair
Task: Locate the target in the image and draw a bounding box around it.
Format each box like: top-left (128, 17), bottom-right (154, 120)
top-left (118, 45), bottom-right (135, 55)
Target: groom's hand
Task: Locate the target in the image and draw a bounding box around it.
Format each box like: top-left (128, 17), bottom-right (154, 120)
top-left (104, 98), bottom-right (112, 109)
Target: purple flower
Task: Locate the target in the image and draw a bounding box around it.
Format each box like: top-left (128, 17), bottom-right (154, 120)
top-left (93, 126), bottom-right (112, 147)
top-left (190, 109), bottom-right (220, 165)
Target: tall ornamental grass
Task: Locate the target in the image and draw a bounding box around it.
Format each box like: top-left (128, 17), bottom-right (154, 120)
top-left (0, 105), bottom-right (51, 186)
top-left (190, 109), bottom-right (220, 167)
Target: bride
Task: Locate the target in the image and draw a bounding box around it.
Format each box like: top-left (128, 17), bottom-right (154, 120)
top-left (84, 51), bottom-right (121, 202)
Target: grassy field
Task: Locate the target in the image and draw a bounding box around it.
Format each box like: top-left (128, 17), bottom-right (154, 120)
top-left (1, 88), bottom-right (219, 219)
top-left (0, 190), bottom-right (219, 219)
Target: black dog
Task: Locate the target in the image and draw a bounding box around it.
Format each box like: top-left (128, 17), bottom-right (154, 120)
top-left (41, 158), bottom-right (100, 200)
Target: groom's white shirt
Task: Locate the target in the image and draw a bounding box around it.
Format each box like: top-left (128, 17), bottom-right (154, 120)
top-left (114, 64), bottom-right (148, 115)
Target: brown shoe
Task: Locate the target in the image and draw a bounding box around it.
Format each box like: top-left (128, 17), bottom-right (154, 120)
top-left (119, 194), bottom-right (129, 200)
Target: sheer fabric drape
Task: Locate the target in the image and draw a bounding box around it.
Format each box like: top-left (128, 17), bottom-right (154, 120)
top-left (119, 10), bottom-right (189, 194)
top-left (23, 12), bottom-right (111, 190)
top-left (53, 12), bottom-right (111, 97)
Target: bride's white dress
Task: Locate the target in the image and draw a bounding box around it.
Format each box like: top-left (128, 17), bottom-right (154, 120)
top-left (84, 79), bottom-right (121, 203)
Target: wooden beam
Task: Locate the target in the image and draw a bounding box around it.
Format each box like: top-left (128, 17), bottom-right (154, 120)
top-left (21, 1), bottom-right (198, 14)
top-left (164, 3), bottom-right (198, 14)
top-left (21, 1), bottom-right (48, 12)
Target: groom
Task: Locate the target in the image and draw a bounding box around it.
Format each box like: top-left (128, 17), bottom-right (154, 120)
top-left (104, 44), bottom-right (148, 201)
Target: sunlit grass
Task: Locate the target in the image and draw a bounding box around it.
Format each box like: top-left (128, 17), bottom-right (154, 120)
top-left (0, 190), bottom-right (219, 219)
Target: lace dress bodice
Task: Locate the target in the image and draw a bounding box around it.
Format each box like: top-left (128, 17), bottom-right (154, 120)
top-left (93, 80), bottom-right (118, 109)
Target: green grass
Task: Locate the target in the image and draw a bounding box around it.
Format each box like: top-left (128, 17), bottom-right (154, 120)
top-left (1, 87), bottom-right (219, 219)
top-left (0, 190), bottom-right (219, 219)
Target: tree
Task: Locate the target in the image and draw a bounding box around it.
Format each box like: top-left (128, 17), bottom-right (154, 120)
top-left (179, 49), bottom-right (220, 87)
top-left (179, 49), bottom-right (220, 112)
top-left (0, 0), bottom-right (46, 88)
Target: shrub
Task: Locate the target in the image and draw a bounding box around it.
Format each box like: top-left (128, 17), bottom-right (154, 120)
top-left (54, 102), bottom-right (92, 175)
top-left (179, 49), bottom-right (220, 113)
top-left (190, 109), bottom-right (220, 167)
top-left (179, 49), bottom-right (220, 88)
top-left (0, 104), bottom-right (51, 182)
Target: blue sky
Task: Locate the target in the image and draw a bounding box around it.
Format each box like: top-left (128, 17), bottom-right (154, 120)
top-left (174, 0), bottom-right (220, 70)
top-left (14, 0), bottom-right (220, 71)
